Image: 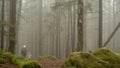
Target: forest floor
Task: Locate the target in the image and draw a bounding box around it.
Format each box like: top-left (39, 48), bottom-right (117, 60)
top-left (0, 59), bottom-right (65, 68)
top-left (39, 59), bottom-right (65, 68)
top-left (0, 64), bottom-right (18, 68)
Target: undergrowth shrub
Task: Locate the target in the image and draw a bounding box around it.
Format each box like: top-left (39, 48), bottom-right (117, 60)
top-left (0, 58), bottom-right (7, 64)
top-left (12, 55), bottom-right (26, 66)
top-left (0, 50), bottom-right (13, 63)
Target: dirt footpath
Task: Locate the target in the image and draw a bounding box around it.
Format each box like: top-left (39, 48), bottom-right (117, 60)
top-left (40, 59), bottom-right (65, 68)
top-left (0, 64), bottom-right (18, 68)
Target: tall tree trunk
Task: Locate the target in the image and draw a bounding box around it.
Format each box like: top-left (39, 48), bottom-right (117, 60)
top-left (99, 0), bottom-right (103, 48)
top-left (72, 4), bottom-right (76, 52)
top-left (16, 0), bottom-right (22, 54)
top-left (56, 8), bottom-right (60, 58)
top-left (38, 0), bottom-right (43, 56)
top-left (9, 0), bottom-right (17, 53)
top-left (77, 0), bottom-right (84, 51)
top-left (1, 0), bottom-right (5, 49)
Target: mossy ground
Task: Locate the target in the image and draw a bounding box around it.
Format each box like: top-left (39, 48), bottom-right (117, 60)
top-left (63, 48), bottom-right (120, 68)
top-left (20, 61), bottom-right (42, 68)
top-left (0, 49), bottom-right (42, 68)
top-left (93, 48), bottom-right (120, 68)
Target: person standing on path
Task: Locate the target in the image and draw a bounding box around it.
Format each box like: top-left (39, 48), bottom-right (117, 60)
top-left (21, 45), bottom-right (27, 57)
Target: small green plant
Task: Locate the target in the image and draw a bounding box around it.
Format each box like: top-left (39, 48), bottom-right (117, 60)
top-left (20, 61), bottom-right (42, 68)
top-left (0, 58), bottom-right (7, 64)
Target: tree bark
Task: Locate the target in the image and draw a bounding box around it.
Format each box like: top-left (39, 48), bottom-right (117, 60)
top-left (16, 0), bottom-right (23, 54)
top-left (1, 0), bottom-right (5, 49)
top-left (9, 0), bottom-right (17, 53)
top-left (77, 0), bottom-right (84, 51)
top-left (99, 0), bottom-right (103, 48)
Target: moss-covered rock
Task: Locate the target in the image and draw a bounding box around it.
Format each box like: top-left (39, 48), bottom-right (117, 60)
top-left (63, 48), bottom-right (120, 68)
top-left (63, 52), bottom-right (108, 68)
top-left (20, 61), bottom-right (42, 68)
top-left (93, 48), bottom-right (120, 68)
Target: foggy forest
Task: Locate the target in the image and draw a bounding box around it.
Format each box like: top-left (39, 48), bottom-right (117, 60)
top-left (0, 0), bottom-right (120, 68)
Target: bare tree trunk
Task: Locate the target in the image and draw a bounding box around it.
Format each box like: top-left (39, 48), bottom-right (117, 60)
top-left (16, 0), bottom-right (22, 54)
top-left (103, 23), bottom-right (120, 47)
top-left (9, 0), bottom-right (17, 53)
top-left (66, 7), bottom-right (70, 56)
top-left (99, 0), bottom-right (103, 48)
top-left (1, 0), bottom-right (5, 49)
top-left (77, 0), bottom-right (84, 51)
top-left (38, 0), bottom-right (43, 56)
top-left (56, 8), bottom-right (60, 58)
top-left (72, 4), bottom-right (76, 52)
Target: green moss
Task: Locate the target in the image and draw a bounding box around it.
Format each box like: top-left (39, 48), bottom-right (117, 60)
top-left (20, 61), bottom-right (42, 68)
top-left (63, 52), bottom-right (108, 68)
top-left (11, 54), bottom-right (26, 66)
top-left (0, 49), bottom-right (28, 66)
top-left (39, 55), bottom-right (57, 60)
top-left (116, 53), bottom-right (120, 58)
top-left (93, 48), bottom-right (120, 68)
top-left (63, 48), bottom-right (120, 68)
